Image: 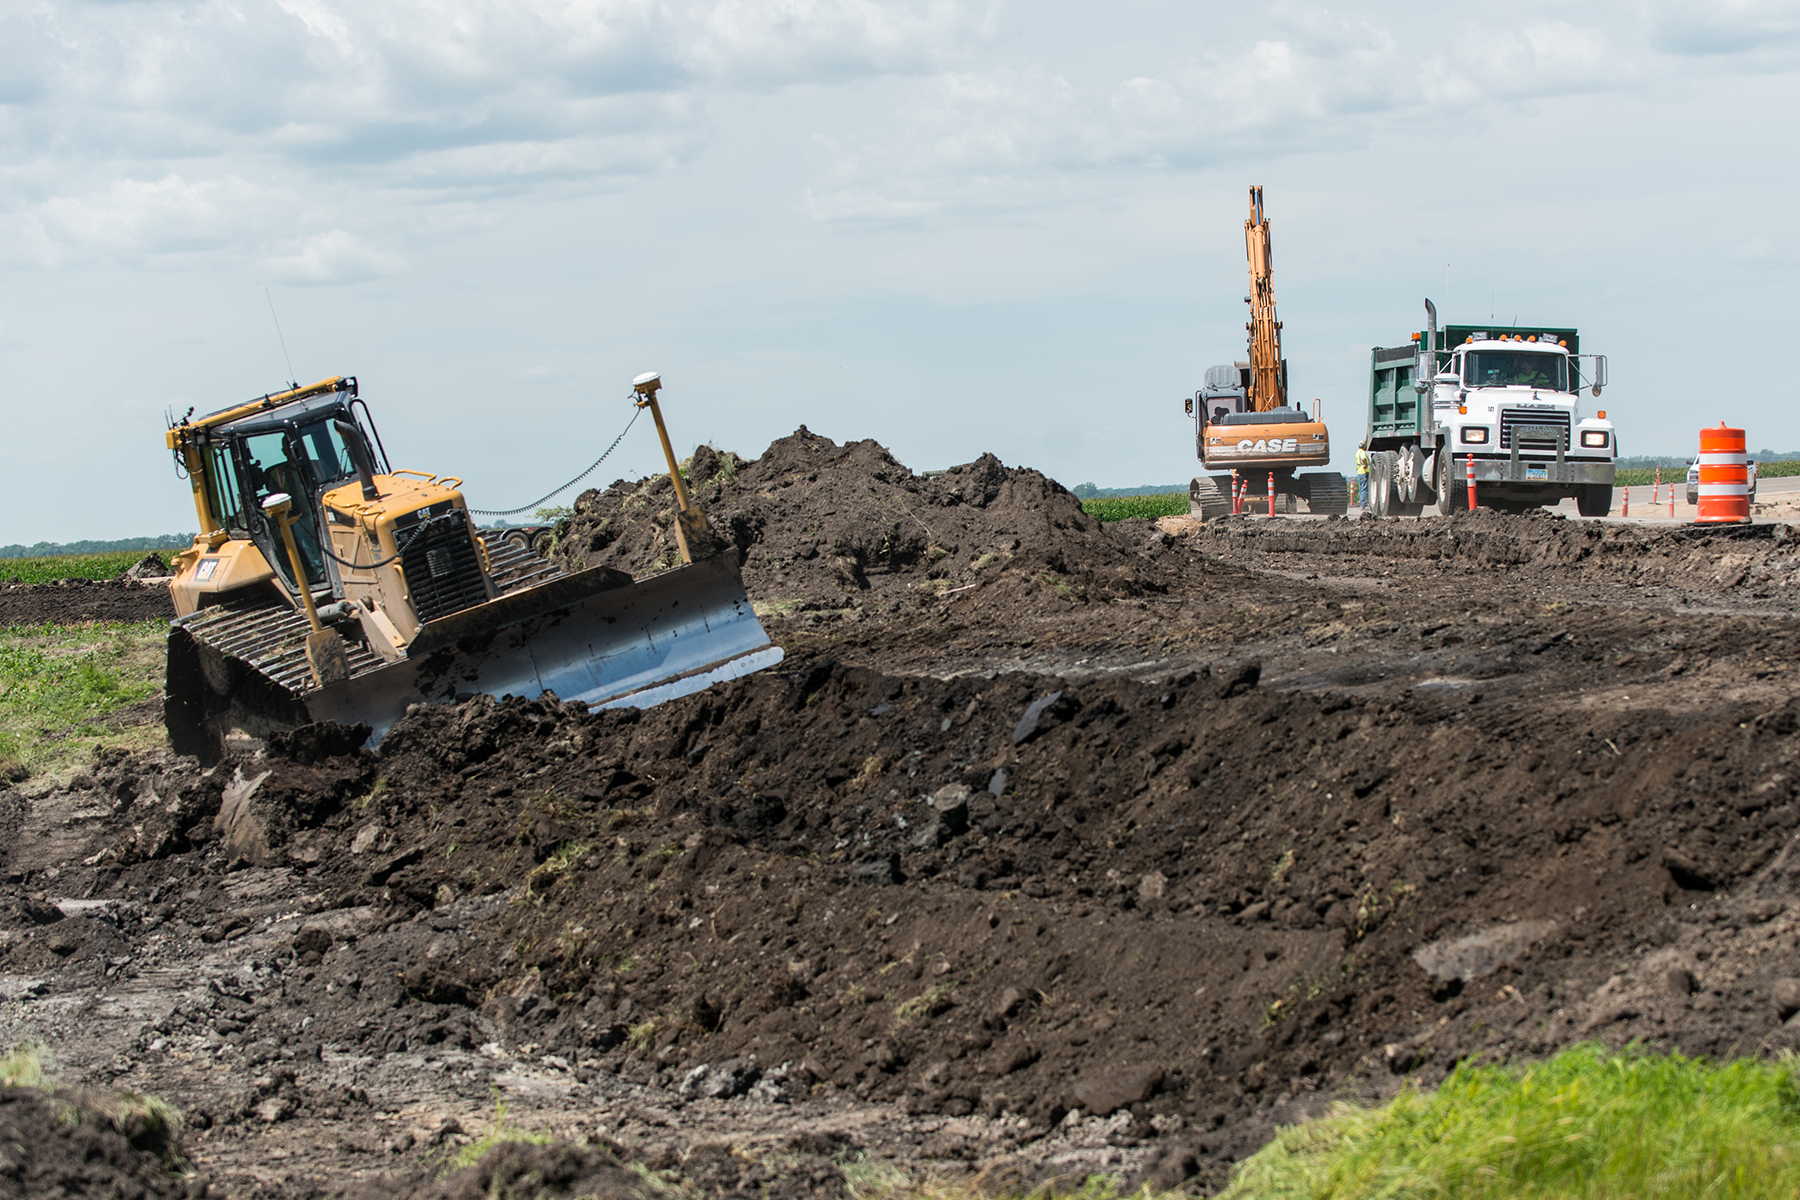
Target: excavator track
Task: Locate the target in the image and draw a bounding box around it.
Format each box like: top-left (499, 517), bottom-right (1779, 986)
top-left (1302, 472), bottom-right (1350, 515)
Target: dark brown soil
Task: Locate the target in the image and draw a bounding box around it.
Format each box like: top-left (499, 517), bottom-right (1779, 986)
top-left (6, 433), bottom-right (1800, 1198)
top-left (0, 1084), bottom-right (190, 1198)
top-left (557, 429), bottom-right (1165, 606)
top-left (0, 579), bottom-right (175, 625)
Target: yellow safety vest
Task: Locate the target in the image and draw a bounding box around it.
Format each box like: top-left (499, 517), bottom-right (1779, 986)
top-left (1355, 449), bottom-right (1371, 475)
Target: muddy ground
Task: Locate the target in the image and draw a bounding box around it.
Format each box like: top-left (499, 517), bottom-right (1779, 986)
top-left (5, 432), bottom-right (1800, 1196)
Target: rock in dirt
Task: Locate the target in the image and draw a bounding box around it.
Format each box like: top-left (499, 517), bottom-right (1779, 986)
top-left (1072, 1066), bottom-right (1162, 1116)
top-left (1012, 691), bottom-right (1065, 745)
top-left (1772, 978), bottom-right (1800, 1021)
top-left (1412, 921), bottom-right (1557, 983)
top-left (1662, 847), bottom-right (1717, 891)
top-left (679, 1058), bottom-right (759, 1100)
top-left (292, 926), bottom-right (333, 961)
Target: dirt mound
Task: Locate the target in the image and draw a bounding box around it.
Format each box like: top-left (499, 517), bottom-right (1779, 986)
top-left (0, 1084), bottom-right (188, 1198)
top-left (1183, 509), bottom-right (1800, 599)
top-left (0, 579), bottom-right (174, 625)
top-left (57, 613), bottom-right (1774, 1189)
top-left (360, 1136), bottom-right (848, 1200)
top-left (120, 554), bottom-right (174, 582)
top-left (555, 429), bottom-right (1161, 605)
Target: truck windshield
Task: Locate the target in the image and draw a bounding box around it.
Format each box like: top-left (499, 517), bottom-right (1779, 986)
top-left (1466, 351), bottom-right (1568, 391)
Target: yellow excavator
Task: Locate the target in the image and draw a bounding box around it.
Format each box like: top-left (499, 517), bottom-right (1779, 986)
top-left (1184, 187), bottom-right (1346, 519)
top-left (162, 372), bottom-right (781, 761)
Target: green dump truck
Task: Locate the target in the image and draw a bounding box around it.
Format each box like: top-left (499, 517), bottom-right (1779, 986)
top-left (1364, 300), bottom-right (1615, 516)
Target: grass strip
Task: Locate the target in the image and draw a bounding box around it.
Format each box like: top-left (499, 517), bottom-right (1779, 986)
top-left (0, 621), bottom-right (166, 768)
top-left (1221, 1043), bottom-right (1800, 1199)
top-left (1616, 459), bottom-right (1800, 488)
top-left (0, 551), bottom-right (152, 584)
top-left (1081, 494), bottom-right (1189, 522)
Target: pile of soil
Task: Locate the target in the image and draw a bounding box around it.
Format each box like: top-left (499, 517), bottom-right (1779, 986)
top-left (1179, 508), bottom-right (1800, 601)
top-left (556, 429), bottom-right (1166, 605)
top-left (0, 1084), bottom-right (189, 1198)
top-left (16, 604), bottom-right (1800, 1191)
top-left (0, 578), bottom-right (175, 625)
top-left (120, 553), bottom-right (174, 582)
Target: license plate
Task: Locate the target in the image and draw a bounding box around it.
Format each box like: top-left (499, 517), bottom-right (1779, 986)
top-left (1527, 466), bottom-right (1547, 480)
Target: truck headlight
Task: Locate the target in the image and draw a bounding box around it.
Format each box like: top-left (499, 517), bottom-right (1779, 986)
top-left (1580, 430), bottom-right (1609, 448)
top-left (1460, 427), bottom-right (1489, 444)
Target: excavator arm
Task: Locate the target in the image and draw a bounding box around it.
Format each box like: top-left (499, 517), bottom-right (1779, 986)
top-left (1244, 186), bottom-right (1286, 413)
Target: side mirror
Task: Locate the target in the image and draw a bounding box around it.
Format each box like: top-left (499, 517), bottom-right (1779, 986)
top-left (1184, 397), bottom-right (1193, 415)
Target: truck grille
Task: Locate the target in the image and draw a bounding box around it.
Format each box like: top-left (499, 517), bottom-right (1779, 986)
top-left (400, 517), bottom-right (489, 624)
top-left (1500, 409), bottom-right (1570, 452)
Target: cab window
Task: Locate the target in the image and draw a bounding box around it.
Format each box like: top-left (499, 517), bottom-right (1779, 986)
top-left (206, 442), bottom-right (247, 533)
top-left (293, 416), bottom-right (357, 488)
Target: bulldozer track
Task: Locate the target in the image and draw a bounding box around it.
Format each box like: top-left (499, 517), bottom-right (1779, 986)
top-left (177, 534), bottom-right (569, 699)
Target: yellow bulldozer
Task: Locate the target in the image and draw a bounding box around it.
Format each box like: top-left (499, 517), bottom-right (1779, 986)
top-left (161, 372), bottom-right (781, 761)
top-left (1184, 186), bottom-right (1347, 519)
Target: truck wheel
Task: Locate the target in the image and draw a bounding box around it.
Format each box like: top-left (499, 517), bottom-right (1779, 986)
top-left (1434, 452), bottom-right (1468, 516)
top-left (1576, 485), bottom-right (1613, 517)
top-left (1369, 452), bottom-right (1394, 517)
top-left (1189, 476), bottom-right (1232, 522)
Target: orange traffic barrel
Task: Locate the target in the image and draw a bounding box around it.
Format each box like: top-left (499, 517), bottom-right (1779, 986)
top-left (1695, 423), bottom-right (1751, 525)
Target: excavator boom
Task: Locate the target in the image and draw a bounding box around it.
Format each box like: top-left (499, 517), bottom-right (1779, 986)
top-left (1245, 185), bottom-right (1286, 412)
top-left (1185, 186), bottom-right (1345, 518)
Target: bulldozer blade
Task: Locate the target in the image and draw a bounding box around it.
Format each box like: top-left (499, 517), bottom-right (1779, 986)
top-left (165, 554), bottom-right (784, 761)
top-left (301, 552), bottom-right (783, 745)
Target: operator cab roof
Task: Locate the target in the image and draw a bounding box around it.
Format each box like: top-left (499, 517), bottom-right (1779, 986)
top-left (1214, 406), bottom-right (1313, 426)
top-left (213, 394), bottom-right (354, 437)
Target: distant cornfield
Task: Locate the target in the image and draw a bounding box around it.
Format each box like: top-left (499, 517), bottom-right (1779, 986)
top-left (1615, 459), bottom-right (1800, 488)
top-left (1080, 494), bottom-right (1189, 522)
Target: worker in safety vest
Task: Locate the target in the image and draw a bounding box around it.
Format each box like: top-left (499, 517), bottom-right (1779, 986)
top-left (1354, 443), bottom-right (1371, 507)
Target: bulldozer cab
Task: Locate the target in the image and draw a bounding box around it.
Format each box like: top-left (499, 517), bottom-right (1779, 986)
top-left (208, 398), bottom-right (387, 596)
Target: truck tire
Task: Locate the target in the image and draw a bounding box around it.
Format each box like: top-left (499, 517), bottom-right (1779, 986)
top-left (1369, 452), bottom-right (1394, 517)
top-left (1434, 451), bottom-right (1468, 516)
top-left (1397, 445), bottom-right (1422, 504)
top-left (1576, 484), bottom-right (1613, 517)
top-left (1189, 475), bottom-right (1232, 522)
top-left (1302, 472), bottom-right (1349, 515)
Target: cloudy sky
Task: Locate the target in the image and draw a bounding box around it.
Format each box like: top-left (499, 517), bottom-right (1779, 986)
top-left (3, 0), bottom-right (1798, 543)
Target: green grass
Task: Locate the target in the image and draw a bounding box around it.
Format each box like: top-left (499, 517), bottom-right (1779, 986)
top-left (1616, 459), bottom-right (1800, 488)
top-left (0, 621), bottom-right (166, 770)
top-left (1221, 1044), bottom-right (1800, 1200)
top-left (1081, 494), bottom-right (1189, 522)
top-left (439, 1092), bottom-right (554, 1173)
top-left (0, 550), bottom-right (155, 584)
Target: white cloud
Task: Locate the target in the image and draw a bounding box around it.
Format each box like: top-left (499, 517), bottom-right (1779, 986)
top-left (5, 174), bottom-right (278, 268)
top-left (258, 229), bottom-right (405, 283)
top-left (1645, 0), bottom-right (1800, 57)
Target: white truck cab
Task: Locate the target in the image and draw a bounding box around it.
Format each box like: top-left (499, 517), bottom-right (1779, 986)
top-left (1366, 306), bottom-right (1616, 518)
